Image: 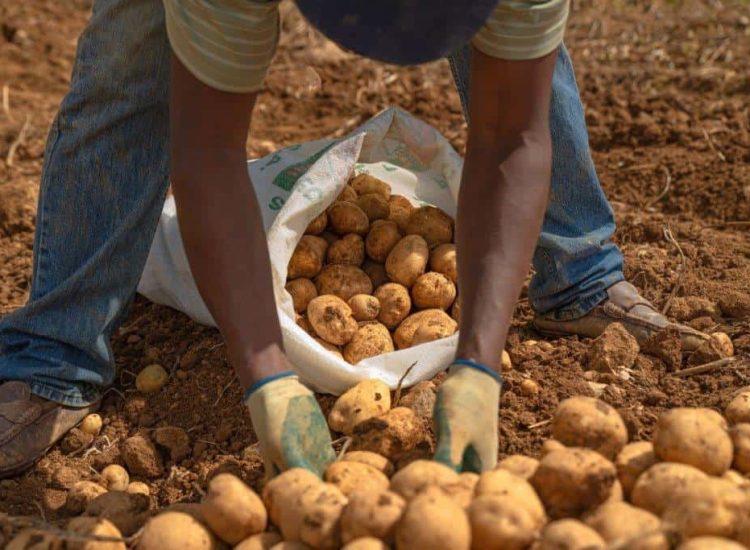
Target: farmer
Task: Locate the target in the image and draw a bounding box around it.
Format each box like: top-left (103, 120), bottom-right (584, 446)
top-left (0, 0), bottom-right (708, 478)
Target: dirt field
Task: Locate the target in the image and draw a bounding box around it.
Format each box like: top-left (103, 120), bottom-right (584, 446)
top-left (1, 0), bottom-right (749, 526)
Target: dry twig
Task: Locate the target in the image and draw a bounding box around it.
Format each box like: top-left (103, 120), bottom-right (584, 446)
top-left (661, 228), bottom-right (686, 316)
top-left (6, 115), bottom-right (30, 167)
top-left (214, 376), bottom-right (237, 406)
top-left (644, 166), bottom-right (671, 208)
top-left (527, 418), bottom-right (552, 430)
top-left (671, 356), bottom-right (740, 378)
top-left (700, 125), bottom-right (726, 162)
top-left (393, 361), bottom-right (418, 407)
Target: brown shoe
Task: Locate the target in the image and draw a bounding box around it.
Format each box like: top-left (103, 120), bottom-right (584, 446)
top-left (0, 381), bottom-right (98, 478)
top-left (533, 281), bottom-right (710, 351)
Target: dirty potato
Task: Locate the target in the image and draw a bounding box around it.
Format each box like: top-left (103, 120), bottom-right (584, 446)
top-left (375, 283), bottom-right (412, 329)
top-left (316, 264), bottom-right (373, 301)
top-left (347, 294), bottom-right (380, 322)
top-left (356, 193), bottom-right (390, 222)
top-left (387, 195), bottom-right (415, 233)
top-left (365, 220), bottom-right (402, 263)
top-left (288, 235), bottom-right (328, 279)
top-left (327, 234), bottom-right (365, 266)
top-left (328, 202), bottom-right (370, 235)
top-left (385, 235), bottom-right (429, 287)
top-left (394, 309), bottom-right (457, 350)
top-left (404, 206), bottom-right (453, 248)
top-left (307, 295), bottom-right (358, 346)
top-left (350, 173), bottom-right (391, 199)
top-left (286, 278), bottom-right (318, 313)
top-left (411, 271), bottom-right (457, 310)
top-left (343, 322), bottom-right (394, 364)
top-left (305, 211), bottom-right (328, 235)
top-left (429, 243), bottom-right (457, 284)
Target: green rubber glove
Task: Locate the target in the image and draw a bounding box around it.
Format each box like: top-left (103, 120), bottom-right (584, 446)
top-left (433, 360), bottom-right (501, 472)
top-left (245, 372), bottom-right (335, 478)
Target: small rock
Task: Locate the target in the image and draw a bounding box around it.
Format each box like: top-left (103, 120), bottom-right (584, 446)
top-left (179, 348), bottom-right (200, 370)
top-left (587, 323), bottom-right (640, 373)
top-left (61, 428), bottom-right (94, 454)
top-left (51, 466), bottom-right (80, 490)
top-left (399, 381), bottom-right (436, 420)
top-left (718, 291), bottom-right (750, 319)
top-left (124, 396), bottom-right (148, 423)
top-left (154, 426), bottom-right (191, 461)
top-left (121, 434), bottom-right (163, 478)
top-left (641, 326), bottom-right (682, 371)
top-left (43, 489), bottom-right (68, 513)
top-left (669, 296), bottom-right (720, 322)
top-left (644, 390), bottom-right (668, 406)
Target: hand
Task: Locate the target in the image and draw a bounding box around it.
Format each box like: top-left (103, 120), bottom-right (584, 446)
top-left (245, 372), bottom-right (335, 478)
top-left (433, 361), bottom-right (501, 472)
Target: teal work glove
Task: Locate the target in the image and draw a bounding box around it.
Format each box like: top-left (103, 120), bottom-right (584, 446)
top-left (433, 359), bottom-right (502, 473)
top-left (245, 371), bottom-right (335, 478)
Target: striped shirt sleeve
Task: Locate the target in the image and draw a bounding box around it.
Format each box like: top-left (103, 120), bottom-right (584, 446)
top-left (163, 0), bottom-right (280, 93)
top-left (473, 0), bottom-right (570, 60)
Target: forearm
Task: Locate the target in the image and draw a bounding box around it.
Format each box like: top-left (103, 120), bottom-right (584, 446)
top-left (454, 47), bottom-right (557, 371)
top-left (455, 133), bottom-right (551, 368)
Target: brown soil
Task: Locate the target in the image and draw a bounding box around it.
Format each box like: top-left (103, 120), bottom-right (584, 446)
top-left (1, 0), bottom-right (749, 527)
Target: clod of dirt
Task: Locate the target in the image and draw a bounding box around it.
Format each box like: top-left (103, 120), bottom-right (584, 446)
top-left (398, 381), bottom-right (436, 420)
top-left (60, 427), bottom-right (94, 454)
top-left (642, 326), bottom-right (683, 371)
top-left (718, 291), bottom-right (750, 319)
top-left (669, 296), bottom-right (720, 322)
top-left (65, 480), bottom-right (108, 515)
top-left (0, 181), bottom-right (38, 236)
top-left (351, 407), bottom-right (425, 461)
top-left (123, 396), bottom-right (148, 423)
top-left (51, 466), bottom-right (81, 490)
top-left (153, 426), bottom-right (191, 462)
top-left (586, 323), bottom-right (640, 373)
top-left (85, 490), bottom-right (152, 536)
top-left (121, 434), bottom-right (163, 478)
top-left (688, 336), bottom-right (729, 366)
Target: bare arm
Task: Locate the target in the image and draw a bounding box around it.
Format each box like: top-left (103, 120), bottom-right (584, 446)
top-left (456, 47), bottom-right (558, 369)
top-left (169, 55), bottom-right (288, 389)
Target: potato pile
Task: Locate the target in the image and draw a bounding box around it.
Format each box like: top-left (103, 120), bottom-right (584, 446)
top-left (12, 381), bottom-right (750, 549)
top-left (286, 174), bottom-right (459, 364)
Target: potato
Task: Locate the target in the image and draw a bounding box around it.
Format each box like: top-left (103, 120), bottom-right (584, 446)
top-left (66, 517), bottom-right (126, 550)
top-left (297, 314), bottom-right (315, 335)
top-left (411, 318), bottom-right (456, 346)
top-left (365, 220), bottom-right (402, 262)
top-left (235, 532), bottom-right (284, 550)
top-left (385, 235), bottom-right (429, 287)
top-left (305, 211), bottom-right (328, 235)
top-left (496, 455), bottom-right (539, 480)
top-left (325, 461), bottom-right (390, 497)
top-left (662, 477), bottom-right (750, 539)
top-left (439, 472), bottom-right (479, 509)
top-left (321, 231), bottom-right (339, 246)
top-left (736, 519), bottom-right (750, 548)
top-left (411, 272), bottom-right (456, 310)
top-left (80, 413), bottom-right (103, 436)
top-left (66, 480), bottom-right (108, 514)
top-left (286, 278), bottom-right (318, 313)
top-left (404, 206), bottom-right (453, 248)
top-left (725, 391), bottom-right (750, 425)
top-left (337, 185), bottom-right (358, 203)
top-left (327, 234), bottom-right (365, 266)
top-left (288, 235), bottom-right (328, 279)
top-left (551, 396), bottom-right (628, 459)
top-left (451, 298), bottom-right (460, 323)
top-left (341, 451), bottom-right (394, 477)
top-left (340, 489), bottom-right (406, 544)
top-left (585, 502), bottom-right (667, 550)
top-left (374, 283), bottom-right (412, 329)
top-left (316, 265), bottom-right (373, 301)
top-left (328, 202), bottom-right (370, 235)
top-left (350, 174), bottom-right (391, 199)
top-left (136, 364), bottom-right (168, 393)
top-left (530, 447), bottom-right (617, 519)
top-left (652, 407), bottom-right (732, 475)
top-left (293, 483), bottom-right (348, 550)
top-left (678, 538), bottom-right (746, 550)
top-left (429, 243), bottom-right (457, 284)
top-left (712, 331), bottom-right (735, 356)
top-left (469, 493), bottom-right (545, 550)
top-left (722, 469), bottom-right (750, 489)
top-left (347, 294), bottom-right (380, 322)
top-left (262, 468), bottom-right (321, 532)
top-left (352, 407), bottom-right (425, 460)
top-left (731, 423), bottom-right (750, 474)
top-left (200, 473), bottom-right (267, 544)
top-left (389, 459), bottom-right (459, 501)
top-left (474, 469), bottom-right (545, 525)
top-left (101, 464), bottom-right (129, 491)
top-left (394, 487), bottom-right (470, 550)
top-left (363, 261), bottom-right (389, 289)
top-left (501, 350), bottom-right (512, 372)
top-left (615, 441), bottom-right (656, 497)
top-left (538, 519), bottom-right (606, 550)
top-left (630, 462), bottom-right (708, 515)
top-left (541, 439), bottom-right (567, 456)
top-left (342, 538), bottom-right (389, 550)
top-left (394, 309), bottom-right (457, 350)
top-left (139, 511), bottom-right (219, 550)
top-left (270, 543), bottom-right (312, 550)
top-left (387, 195), bottom-right (415, 233)
top-left (356, 193), bottom-right (390, 222)
top-left (307, 295), bottom-right (358, 346)
top-left (328, 379), bottom-right (391, 435)
top-left (126, 481), bottom-right (150, 496)
top-left (84, 491), bottom-right (151, 536)
top-left (343, 322), bottom-right (394, 364)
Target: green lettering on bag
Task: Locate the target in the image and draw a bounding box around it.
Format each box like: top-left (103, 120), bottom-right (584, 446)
top-left (272, 143), bottom-right (337, 191)
top-left (269, 196), bottom-right (285, 210)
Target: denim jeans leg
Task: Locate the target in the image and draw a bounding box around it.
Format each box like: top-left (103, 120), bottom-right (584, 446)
top-left (448, 43), bottom-right (625, 320)
top-left (0, 0), bottom-right (171, 406)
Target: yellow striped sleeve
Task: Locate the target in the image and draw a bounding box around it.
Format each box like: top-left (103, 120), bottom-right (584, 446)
top-left (163, 0), bottom-right (280, 93)
top-left (472, 0), bottom-right (569, 60)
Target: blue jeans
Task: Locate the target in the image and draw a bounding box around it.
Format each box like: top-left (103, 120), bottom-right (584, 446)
top-left (0, 0), bottom-right (623, 406)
